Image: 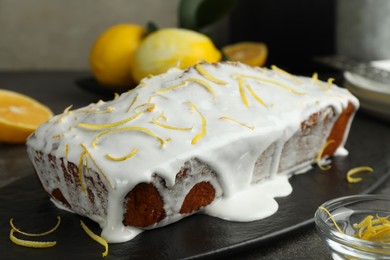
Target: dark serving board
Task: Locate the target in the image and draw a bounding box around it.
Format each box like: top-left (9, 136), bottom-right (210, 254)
top-left (0, 114), bottom-right (389, 260)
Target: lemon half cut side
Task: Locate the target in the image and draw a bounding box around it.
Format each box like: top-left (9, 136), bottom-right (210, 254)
top-left (0, 89), bottom-right (53, 144)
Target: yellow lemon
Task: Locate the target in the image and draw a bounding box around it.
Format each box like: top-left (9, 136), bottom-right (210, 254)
top-left (131, 28), bottom-right (221, 83)
top-left (0, 89), bottom-right (53, 144)
top-left (90, 24), bottom-right (144, 87)
top-left (222, 42), bottom-right (268, 67)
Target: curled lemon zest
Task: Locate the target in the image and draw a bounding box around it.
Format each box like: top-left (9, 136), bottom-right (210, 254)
top-left (63, 104), bottom-right (73, 114)
top-left (319, 206), bottom-right (344, 234)
top-left (312, 72), bottom-right (318, 82)
top-left (219, 116), bottom-right (255, 130)
top-left (56, 104), bottom-right (73, 122)
top-left (195, 63), bottom-right (228, 85)
top-left (81, 143), bottom-right (114, 190)
top-left (245, 83), bottom-right (267, 107)
top-left (316, 140), bottom-right (335, 170)
top-left (237, 77), bottom-right (249, 107)
top-left (156, 112), bottom-right (167, 121)
top-left (134, 102), bottom-right (155, 113)
top-left (346, 166), bottom-right (374, 183)
top-left (155, 81), bottom-right (187, 93)
top-left (80, 220), bottom-right (108, 257)
top-left (92, 126), bottom-right (165, 148)
top-left (152, 118), bottom-right (193, 131)
top-left (126, 93), bottom-right (138, 112)
top-left (156, 78), bottom-right (215, 97)
top-left (311, 72), bottom-right (331, 90)
top-left (10, 229), bottom-right (57, 248)
top-left (188, 102), bottom-right (206, 144)
top-left (114, 93), bottom-right (119, 100)
top-left (10, 216), bottom-right (61, 237)
top-left (186, 78), bottom-right (216, 96)
top-left (233, 74), bottom-right (306, 95)
top-left (77, 112), bottom-right (142, 130)
top-left (78, 150), bottom-right (87, 192)
top-left (271, 65), bottom-right (304, 84)
top-left (105, 148), bottom-right (138, 162)
top-left (149, 93), bottom-right (169, 102)
top-left (65, 144), bottom-right (69, 159)
top-left (353, 215), bottom-right (390, 242)
top-left (327, 78), bottom-right (335, 89)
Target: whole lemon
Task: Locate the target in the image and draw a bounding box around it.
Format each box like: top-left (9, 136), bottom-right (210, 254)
top-left (131, 28), bottom-right (221, 83)
top-left (90, 24), bottom-right (144, 87)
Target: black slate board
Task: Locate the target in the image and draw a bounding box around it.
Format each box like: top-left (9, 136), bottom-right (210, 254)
top-left (0, 114), bottom-right (389, 260)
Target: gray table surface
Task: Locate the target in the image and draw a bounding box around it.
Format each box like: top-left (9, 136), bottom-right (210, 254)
top-left (0, 71), bottom-right (389, 259)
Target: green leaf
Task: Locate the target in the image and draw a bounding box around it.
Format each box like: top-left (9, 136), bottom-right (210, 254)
top-left (178, 0), bottom-right (238, 31)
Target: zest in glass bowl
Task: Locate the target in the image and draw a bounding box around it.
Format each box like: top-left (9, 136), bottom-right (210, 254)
top-left (315, 194), bottom-right (390, 260)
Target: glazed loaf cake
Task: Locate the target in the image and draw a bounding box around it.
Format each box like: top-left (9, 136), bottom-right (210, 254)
top-left (27, 62), bottom-right (359, 243)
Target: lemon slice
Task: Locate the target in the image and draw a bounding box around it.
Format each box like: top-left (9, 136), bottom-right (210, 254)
top-left (222, 42), bottom-right (268, 67)
top-left (0, 89), bottom-right (53, 144)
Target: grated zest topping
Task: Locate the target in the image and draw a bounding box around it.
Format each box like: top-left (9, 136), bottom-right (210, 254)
top-left (195, 63), bottom-right (228, 85)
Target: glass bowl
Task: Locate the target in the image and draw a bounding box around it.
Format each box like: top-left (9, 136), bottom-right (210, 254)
top-left (315, 194), bottom-right (390, 260)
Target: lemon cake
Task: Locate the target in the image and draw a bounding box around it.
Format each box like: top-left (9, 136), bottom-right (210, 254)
top-left (27, 62), bottom-right (359, 243)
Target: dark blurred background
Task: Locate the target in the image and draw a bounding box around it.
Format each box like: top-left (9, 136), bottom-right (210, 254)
top-left (230, 0), bottom-right (336, 74)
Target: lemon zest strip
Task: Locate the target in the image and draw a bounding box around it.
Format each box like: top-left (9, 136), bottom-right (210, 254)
top-left (156, 112), bottom-right (167, 121)
top-left (78, 150), bottom-right (87, 192)
top-left (319, 206), bottom-right (344, 234)
top-left (77, 112), bottom-right (142, 130)
top-left (271, 65), bottom-right (304, 84)
top-left (188, 102), bottom-right (206, 144)
top-left (126, 93), bottom-right (138, 112)
top-left (316, 140), bottom-right (335, 170)
top-left (234, 74), bottom-right (306, 95)
top-left (245, 83), bottom-right (267, 107)
top-left (65, 144), bottom-right (69, 159)
top-left (327, 78), bottom-right (335, 89)
top-left (134, 102), bottom-right (155, 113)
top-left (10, 229), bottom-right (57, 248)
top-left (80, 220), bottom-right (108, 257)
top-left (10, 216), bottom-right (61, 237)
top-left (152, 118), bottom-right (193, 131)
top-left (105, 148), bottom-right (138, 162)
top-left (353, 215), bottom-right (390, 242)
top-left (312, 72), bottom-right (318, 82)
top-left (63, 104), bottom-right (73, 114)
top-left (237, 77), bottom-right (249, 107)
top-left (219, 116), bottom-right (255, 130)
top-left (156, 78), bottom-right (215, 96)
top-left (56, 104), bottom-right (73, 122)
top-left (114, 93), bottom-right (119, 100)
top-left (186, 78), bottom-right (216, 96)
top-left (92, 126), bottom-right (165, 148)
top-left (81, 143), bottom-right (114, 189)
top-left (346, 166), bottom-right (374, 183)
top-left (155, 81), bottom-right (187, 93)
top-left (195, 63), bottom-right (228, 85)
top-left (311, 72), bottom-right (331, 90)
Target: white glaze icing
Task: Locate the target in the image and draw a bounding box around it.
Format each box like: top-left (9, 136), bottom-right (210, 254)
top-left (27, 62), bottom-right (359, 243)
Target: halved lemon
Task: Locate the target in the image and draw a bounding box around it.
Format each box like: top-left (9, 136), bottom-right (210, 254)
top-left (0, 89), bottom-right (53, 144)
top-left (222, 42), bottom-right (268, 67)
